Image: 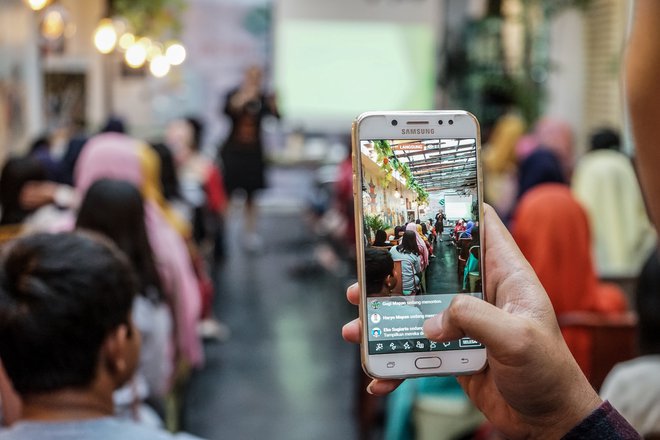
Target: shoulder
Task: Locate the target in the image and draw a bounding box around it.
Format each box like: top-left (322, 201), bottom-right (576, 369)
top-left (0, 419), bottom-right (206, 440)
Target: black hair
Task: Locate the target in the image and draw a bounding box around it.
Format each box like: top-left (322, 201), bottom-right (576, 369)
top-left (421, 223), bottom-right (428, 235)
top-left (636, 250), bottom-right (660, 355)
top-left (76, 179), bottom-right (163, 302)
top-left (184, 116), bottom-right (204, 151)
top-left (0, 157), bottom-right (47, 225)
top-left (0, 232), bottom-right (136, 394)
top-left (590, 128), bottom-right (621, 152)
top-left (365, 248), bottom-right (394, 295)
top-left (397, 230), bottom-right (419, 255)
top-left (100, 116), bottom-right (126, 134)
top-left (28, 135), bottom-right (50, 155)
top-left (372, 229), bottom-right (387, 247)
top-left (149, 143), bottom-right (181, 201)
top-left (415, 219), bottom-right (421, 224)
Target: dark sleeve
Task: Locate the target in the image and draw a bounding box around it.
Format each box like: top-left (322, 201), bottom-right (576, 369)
top-left (561, 401), bottom-right (641, 440)
top-left (222, 89), bottom-right (239, 117)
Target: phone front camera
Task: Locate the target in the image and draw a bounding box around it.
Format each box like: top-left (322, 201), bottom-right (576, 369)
top-left (391, 120), bottom-right (398, 126)
top-left (438, 120), bottom-right (444, 125)
top-left (448, 120), bottom-right (454, 125)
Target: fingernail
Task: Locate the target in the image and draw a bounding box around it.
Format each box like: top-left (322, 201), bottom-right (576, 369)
top-left (423, 313), bottom-right (443, 338)
top-left (366, 382), bottom-right (375, 395)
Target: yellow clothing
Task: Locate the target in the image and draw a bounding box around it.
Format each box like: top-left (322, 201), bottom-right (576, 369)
top-left (572, 150), bottom-right (656, 277)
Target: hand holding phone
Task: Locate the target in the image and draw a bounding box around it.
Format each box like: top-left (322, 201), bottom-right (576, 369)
top-left (342, 206), bottom-right (602, 439)
top-left (352, 111), bottom-right (486, 378)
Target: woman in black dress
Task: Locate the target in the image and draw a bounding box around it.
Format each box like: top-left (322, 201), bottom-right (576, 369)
top-left (219, 66), bottom-right (279, 250)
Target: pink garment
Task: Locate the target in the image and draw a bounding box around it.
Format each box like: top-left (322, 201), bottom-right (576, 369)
top-left (75, 133), bottom-right (203, 368)
top-left (534, 118), bottom-right (574, 176)
top-left (406, 223), bottom-right (429, 269)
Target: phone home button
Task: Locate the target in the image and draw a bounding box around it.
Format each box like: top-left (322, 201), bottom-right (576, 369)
top-left (415, 356), bottom-right (442, 369)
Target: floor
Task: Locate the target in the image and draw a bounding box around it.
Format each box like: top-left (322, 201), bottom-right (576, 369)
top-left (425, 234), bottom-right (461, 294)
top-left (182, 167), bottom-right (359, 440)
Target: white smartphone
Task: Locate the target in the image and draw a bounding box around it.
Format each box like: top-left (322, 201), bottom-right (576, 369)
top-left (352, 111), bottom-right (487, 379)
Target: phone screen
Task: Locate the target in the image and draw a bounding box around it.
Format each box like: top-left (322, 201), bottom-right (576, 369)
top-left (359, 138), bottom-right (484, 355)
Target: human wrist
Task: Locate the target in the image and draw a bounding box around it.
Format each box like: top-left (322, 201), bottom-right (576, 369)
top-left (533, 381), bottom-right (602, 439)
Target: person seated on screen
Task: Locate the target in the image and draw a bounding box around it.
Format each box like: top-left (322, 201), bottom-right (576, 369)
top-left (389, 231), bottom-right (422, 296)
top-left (389, 225), bottom-right (404, 244)
top-left (371, 229), bottom-right (389, 247)
top-left (0, 232), bottom-right (203, 440)
top-left (365, 248), bottom-right (399, 297)
top-left (459, 220), bottom-right (474, 239)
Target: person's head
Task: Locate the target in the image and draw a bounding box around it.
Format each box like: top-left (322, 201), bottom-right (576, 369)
top-left (100, 116), bottom-right (126, 134)
top-left (243, 65), bottom-right (263, 88)
top-left (398, 230), bottom-right (419, 254)
top-left (421, 223), bottom-right (428, 235)
top-left (0, 232), bottom-right (139, 397)
top-left (76, 179), bottom-right (163, 301)
top-left (28, 135), bottom-right (50, 155)
top-left (465, 221), bottom-right (474, 232)
top-left (394, 225), bottom-right (404, 238)
top-left (365, 248), bottom-right (397, 295)
top-left (165, 118), bottom-right (194, 163)
top-left (415, 219), bottom-right (421, 224)
top-left (373, 229), bottom-right (387, 246)
top-left (0, 157), bottom-right (47, 225)
top-left (590, 128), bottom-right (621, 152)
top-left (517, 149), bottom-right (566, 200)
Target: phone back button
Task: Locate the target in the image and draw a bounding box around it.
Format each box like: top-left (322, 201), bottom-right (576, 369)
top-left (415, 356), bottom-right (442, 369)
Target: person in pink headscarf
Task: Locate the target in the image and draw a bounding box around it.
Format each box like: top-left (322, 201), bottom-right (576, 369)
top-left (406, 222), bottom-right (429, 270)
top-left (74, 132), bottom-right (204, 370)
top-left (532, 117), bottom-right (575, 179)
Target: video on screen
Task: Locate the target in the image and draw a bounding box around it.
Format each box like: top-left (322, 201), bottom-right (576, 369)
top-left (360, 138), bottom-right (483, 354)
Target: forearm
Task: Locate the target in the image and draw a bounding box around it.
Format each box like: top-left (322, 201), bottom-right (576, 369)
top-left (625, 0), bottom-right (660, 229)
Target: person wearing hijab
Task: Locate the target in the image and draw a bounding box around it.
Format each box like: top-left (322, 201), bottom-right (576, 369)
top-left (75, 132), bottom-right (204, 369)
top-left (406, 222), bottom-right (429, 270)
top-left (459, 221), bottom-right (474, 239)
top-left (533, 117), bottom-right (575, 178)
top-left (512, 184), bottom-right (627, 379)
top-left (483, 115), bottom-right (526, 217)
top-left (572, 128), bottom-right (656, 277)
top-left (517, 148), bottom-right (566, 201)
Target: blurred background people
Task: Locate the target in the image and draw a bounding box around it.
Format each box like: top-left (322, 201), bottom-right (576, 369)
top-left (512, 184), bottom-right (627, 378)
top-left (76, 179), bottom-right (173, 425)
top-left (572, 128), bottom-right (656, 278)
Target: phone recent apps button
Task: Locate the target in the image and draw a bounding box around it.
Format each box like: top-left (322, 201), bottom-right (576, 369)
top-left (414, 357), bottom-right (442, 369)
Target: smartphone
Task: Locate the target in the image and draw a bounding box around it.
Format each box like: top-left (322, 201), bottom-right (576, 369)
top-left (352, 111), bottom-right (487, 379)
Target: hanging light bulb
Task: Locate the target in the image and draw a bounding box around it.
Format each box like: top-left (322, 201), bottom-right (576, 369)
top-left (393, 183), bottom-right (401, 199)
top-left (93, 18), bottom-right (117, 54)
top-left (149, 55), bottom-right (171, 78)
top-left (41, 7), bottom-right (65, 40)
top-left (125, 41), bottom-right (147, 68)
top-left (165, 42), bottom-right (186, 66)
top-left (25, 0), bottom-right (49, 11)
top-left (118, 32), bottom-right (135, 52)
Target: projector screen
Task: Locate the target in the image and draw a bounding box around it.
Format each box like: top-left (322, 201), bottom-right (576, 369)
top-left (445, 195), bottom-right (473, 220)
top-left (274, 0), bottom-right (439, 133)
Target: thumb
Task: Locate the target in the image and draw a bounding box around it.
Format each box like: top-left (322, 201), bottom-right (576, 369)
top-left (423, 294), bottom-right (525, 351)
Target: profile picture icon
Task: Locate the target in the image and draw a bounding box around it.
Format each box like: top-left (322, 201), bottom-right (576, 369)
top-left (370, 314), bottom-right (382, 324)
top-left (371, 301), bottom-right (381, 310)
top-left (371, 328), bottom-right (382, 338)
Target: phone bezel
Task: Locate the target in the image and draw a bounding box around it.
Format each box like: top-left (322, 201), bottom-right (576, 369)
top-left (352, 111), bottom-right (487, 379)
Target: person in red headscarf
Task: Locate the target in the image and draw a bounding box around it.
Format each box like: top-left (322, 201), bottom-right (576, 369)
top-left (511, 184), bottom-right (627, 378)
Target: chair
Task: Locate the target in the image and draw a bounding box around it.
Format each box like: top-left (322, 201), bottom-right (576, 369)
top-left (557, 311), bottom-right (638, 391)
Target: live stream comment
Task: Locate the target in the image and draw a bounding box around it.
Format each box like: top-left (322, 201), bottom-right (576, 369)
top-left (367, 294), bottom-right (463, 341)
